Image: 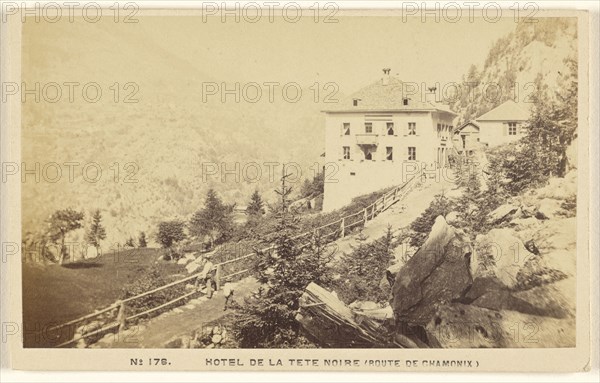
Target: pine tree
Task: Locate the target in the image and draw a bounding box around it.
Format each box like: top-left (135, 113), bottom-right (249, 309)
top-left (86, 209), bottom-right (107, 251)
top-left (138, 231), bottom-right (147, 248)
top-left (234, 171), bottom-right (331, 348)
top-left (335, 225), bottom-right (396, 304)
top-left (189, 189), bottom-right (234, 247)
top-left (246, 189), bottom-right (265, 217)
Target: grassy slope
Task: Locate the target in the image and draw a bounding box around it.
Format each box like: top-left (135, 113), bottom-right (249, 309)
top-left (21, 185), bottom-right (398, 347)
top-left (22, 248), bottom-right (185, 347)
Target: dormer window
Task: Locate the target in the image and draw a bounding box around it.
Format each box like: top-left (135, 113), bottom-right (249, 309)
top-left (353, 98), bottom-right (360, 107)
top-left (403, 98), bottom-right (409, 106)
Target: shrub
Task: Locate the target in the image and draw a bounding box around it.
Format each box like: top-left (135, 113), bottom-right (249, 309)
top-left (333, 227), bottom-right (396, 304)
top-left (125, 237), bottom-right (136, 248)
top-left (454, 171), bottom-right (507, 237)
top-left (120, 266), bottom-right (188, 323)
top-left (156, 220), bottom-right (186, 249)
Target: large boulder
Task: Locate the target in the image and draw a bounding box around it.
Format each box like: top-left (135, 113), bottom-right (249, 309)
top-left (512, 277), bottom-right (575, 319)
top-left (536, 198), bottom-right (563, 220)
top-left (473, 228), bottom-right (536, 289)
top-left (462, 275), bottom-right (562, 318)
top-left (489, 204), bottom-right (519, 224)
top-left (391, 216), bottom-right (472, 325)
top-left (533, 170), bottom-right (577, 201)
top-left (426, 303), bottom-right (575, 348)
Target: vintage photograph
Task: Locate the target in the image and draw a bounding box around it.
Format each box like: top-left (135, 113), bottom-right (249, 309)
top-left (3, 4), bottom-right (593, 373)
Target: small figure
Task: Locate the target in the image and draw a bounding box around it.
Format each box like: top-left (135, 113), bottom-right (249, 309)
top-left (194, 254), bottom-right (216, 299)
top-left (223, 283), bottom-right (234, 311)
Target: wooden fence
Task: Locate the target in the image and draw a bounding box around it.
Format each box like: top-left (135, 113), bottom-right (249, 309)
top-left (37, 173), bottom-right (421, 348)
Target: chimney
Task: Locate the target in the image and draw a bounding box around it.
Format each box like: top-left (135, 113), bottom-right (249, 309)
top-left (382, 68), bottom-right (391, 85)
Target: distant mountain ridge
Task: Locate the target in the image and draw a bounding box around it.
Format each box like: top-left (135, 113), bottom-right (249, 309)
top-left (22, 20), bottom-right (328, 246)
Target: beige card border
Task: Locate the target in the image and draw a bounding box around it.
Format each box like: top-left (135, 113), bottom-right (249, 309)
top-left (2, 7), bottom-right (595, 373)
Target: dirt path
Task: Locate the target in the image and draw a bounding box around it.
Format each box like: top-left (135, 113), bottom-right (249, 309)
top-left (332, 174), bottom-right (459, 259)
top-left (91, 277), bottom-right (260, 348)
top-left (91, 176), bottom-right (455, 349)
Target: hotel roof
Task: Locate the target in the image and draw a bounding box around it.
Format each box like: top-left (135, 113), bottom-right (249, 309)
top-left (323, 75), bottom-right (457, 116)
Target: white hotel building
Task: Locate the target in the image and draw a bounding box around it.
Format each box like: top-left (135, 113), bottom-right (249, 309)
top-left (322, 70), bottom-right (457, 211)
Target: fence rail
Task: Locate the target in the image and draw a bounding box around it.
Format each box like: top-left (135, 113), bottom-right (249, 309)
top-left (39, 174), bottom-right (421, 348)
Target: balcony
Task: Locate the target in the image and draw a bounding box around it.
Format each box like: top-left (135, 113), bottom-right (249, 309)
top-left (356, 134), bottom-right (379, 146)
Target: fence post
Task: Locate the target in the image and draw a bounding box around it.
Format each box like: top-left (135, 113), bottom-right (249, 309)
top-left (363, 208), bottom-right (368, 224)
top-left (340, 218), bottom-right (345, 238)
top-left (215, 264), bottom-right (222, 291)
top-left (117, 300), bottom-right (126, 333)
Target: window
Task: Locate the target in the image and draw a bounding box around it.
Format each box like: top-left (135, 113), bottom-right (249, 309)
top-left (365, 122), bottom-right (373, 133)
top-left (387, 122), bottom-right (394, 135)
top-left (437, 123), bottom-right (441, 138)
top-left (408, 122), bottom-right (416, 135)
top-left (508, 122), bottom-right (518, 135)
top-left (403, 98), bottom-right (409, 106)
top-left (342, 123), bottom-right (350, 135)
top-left (408, 147), bottom-right (416, 161)
top-left (386, 146), bottom-right (393, 160)
top-left (343, 146), bottom-right (350, 160)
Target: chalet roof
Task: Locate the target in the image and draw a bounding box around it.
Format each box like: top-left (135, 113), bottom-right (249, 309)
top-left (476, 100), bottom-right (530, 121)
top-left (323, 76), bottom-right (457, 116)
top-left (454, 120), bottom-right (480, 134)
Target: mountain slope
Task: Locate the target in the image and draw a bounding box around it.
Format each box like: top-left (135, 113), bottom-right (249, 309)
top-left (22, 20), bottom-right (326, 245)
top-left (451, 18), bottom-right (577, 125)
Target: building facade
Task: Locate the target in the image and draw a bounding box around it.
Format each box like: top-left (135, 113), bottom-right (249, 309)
top-left (322, 70), bottom-right (457, 212)
top-left (475, 100), bottom-right (530, 147)
top-left (452, 121), bottom-right (481, 156)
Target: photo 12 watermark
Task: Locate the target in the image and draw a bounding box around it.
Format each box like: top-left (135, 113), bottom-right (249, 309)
top-left (1, 1), bottom-right (140, 23)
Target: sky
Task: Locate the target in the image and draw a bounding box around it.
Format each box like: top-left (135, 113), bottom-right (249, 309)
top-left (130, 14), bottom-right (518, 94)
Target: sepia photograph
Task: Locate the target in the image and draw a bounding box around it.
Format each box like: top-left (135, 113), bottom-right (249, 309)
top-left (1, 1), bottom-right (597, 376)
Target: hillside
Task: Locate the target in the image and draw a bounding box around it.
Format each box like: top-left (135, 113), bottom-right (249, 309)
top-left (22, 19), bottom-right (327, 245)
top-left (451, 18), bottom-right (577, 125)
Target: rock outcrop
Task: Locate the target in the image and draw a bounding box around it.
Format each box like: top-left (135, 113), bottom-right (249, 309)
top-left (489, 203), bottom-right (520, 224)
top-left (391, 216), bottom-right (472, 325)
top-left (472, 228), bottom-right (537, 289)
top-left (426, 303), bottom-right (575, 348)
